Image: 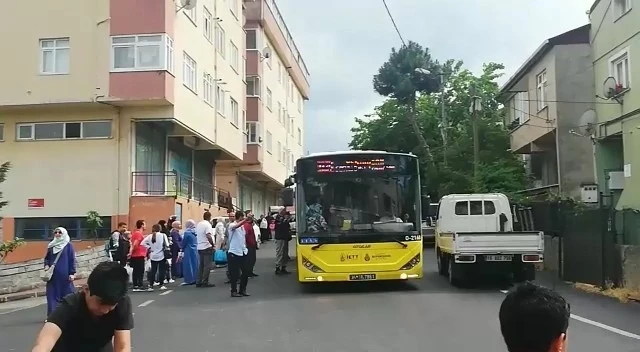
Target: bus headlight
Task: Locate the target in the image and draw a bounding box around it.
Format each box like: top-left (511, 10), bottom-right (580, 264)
top-left (302, 256), bottom-right (324, 273)
top-left (400, 253), bottom-right (421, 270)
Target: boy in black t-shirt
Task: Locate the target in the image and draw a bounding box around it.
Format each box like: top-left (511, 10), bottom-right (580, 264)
top-left (31, 261), bottom-right (134, 352)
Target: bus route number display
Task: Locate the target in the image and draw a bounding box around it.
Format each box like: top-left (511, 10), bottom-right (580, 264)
top-left (316, 159), bottom-right (397, 173)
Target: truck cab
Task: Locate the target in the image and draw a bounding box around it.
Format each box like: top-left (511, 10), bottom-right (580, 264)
top-left (435, 193), bottom-right (543, 286)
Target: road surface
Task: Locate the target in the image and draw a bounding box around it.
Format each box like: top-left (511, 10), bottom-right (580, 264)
top-left (1, 242), bottom-right (640, 351)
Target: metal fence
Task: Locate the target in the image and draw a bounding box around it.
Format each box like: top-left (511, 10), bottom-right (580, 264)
top-left (131, 171), bottom-right (233, 210)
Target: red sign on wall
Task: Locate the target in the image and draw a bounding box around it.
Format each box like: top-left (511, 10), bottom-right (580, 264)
top-left (28, 198), bottom-right (45, 209)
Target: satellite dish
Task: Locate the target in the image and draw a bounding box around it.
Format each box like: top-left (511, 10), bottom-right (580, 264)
top-left (180, 0), bottom-right (197, 10)
top-left (578, 109), bottom-right (597, 127)
top-left (603, 76), bottom-right (618, 99)
top-left (262, 46), bottom-right (272, 59)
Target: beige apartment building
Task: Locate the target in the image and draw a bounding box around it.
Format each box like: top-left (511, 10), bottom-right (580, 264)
top-left (0, 0), bottom-right (310, 263)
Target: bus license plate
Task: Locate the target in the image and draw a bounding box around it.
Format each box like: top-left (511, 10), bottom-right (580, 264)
top-left (349, 274), bottom-right (377, 281)
top-left (485, 255), bottom-right (513, 262)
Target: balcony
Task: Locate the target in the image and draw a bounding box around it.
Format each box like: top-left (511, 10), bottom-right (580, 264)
top-left (131, 171), bottom-right (232, 209)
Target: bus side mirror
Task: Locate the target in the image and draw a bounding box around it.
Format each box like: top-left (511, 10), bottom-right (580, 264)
top-left (283, 174), bottom-right (295, 187)
top-left (280, 188), bottom-right (294, 206)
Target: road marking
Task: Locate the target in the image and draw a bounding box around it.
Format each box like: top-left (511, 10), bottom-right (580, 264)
top-left (499, 290), bottom-right (640, 340)
top-left (159, 290), bottom-right (173, 296)
top-left (138, 300), bottom-right (154, 307)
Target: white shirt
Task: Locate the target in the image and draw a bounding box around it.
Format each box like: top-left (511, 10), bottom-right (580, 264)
top-left (228, 221), bottom-right (248, 256)
top-left (141, 232), bottom-right (169, 262)
top-left (214, 221), bottom-right (225, 248)
top-left (196, 220), bottom-right (214, 250)
top-left (252, 223), bottom-right (261, 247)
top-left (260, 218), bottom-right (268, 229)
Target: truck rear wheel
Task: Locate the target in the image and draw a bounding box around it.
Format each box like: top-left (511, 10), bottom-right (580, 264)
top-left (448, 259), bottom-right (463, 287)
top-left (436, 249), bottom-right (448, 276)
top-left (513, 263), bottom-right (536, 283)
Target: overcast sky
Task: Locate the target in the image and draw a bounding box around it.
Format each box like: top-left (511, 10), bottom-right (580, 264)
top-left (275, 0), bottom-right (594, 153)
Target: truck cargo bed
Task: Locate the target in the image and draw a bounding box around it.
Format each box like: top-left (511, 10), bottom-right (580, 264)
top-left (453, 231), bottom-right (543, 254)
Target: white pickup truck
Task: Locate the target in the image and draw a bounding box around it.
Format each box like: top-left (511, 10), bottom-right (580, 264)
top-left (434, 193), bottom-right (543, 286)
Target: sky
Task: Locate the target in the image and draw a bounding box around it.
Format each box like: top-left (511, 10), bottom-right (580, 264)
top-left (274, 0), bottom-right (595, 154)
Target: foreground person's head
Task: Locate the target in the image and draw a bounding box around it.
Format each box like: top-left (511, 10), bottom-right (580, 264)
top-left (83, 261), bottom-right (128, 317)
top-left (499, 282), bottom-right (570, 352)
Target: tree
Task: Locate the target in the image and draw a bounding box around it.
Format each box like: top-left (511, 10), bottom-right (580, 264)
top-left (372, 41), bottom-right (443, 163)
top-left (0, 162), bottom-right (25, 263)
top-left (86, 210), bottom-right (104, 241)
top-left (352, 60), bottom-right (526, 200)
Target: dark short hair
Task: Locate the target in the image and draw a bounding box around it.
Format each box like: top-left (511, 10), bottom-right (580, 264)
top-left (245, 209), bottom-right (252, 216)
top-left (135, 220), bottom-right (145, 229)
top-left (118, 222), bottom-right (127, 227)
top-left (203, 211), bottom-right (212, 221)
top-left (151, 224), bottom-right (161, 233)
top-left (158, 220), bottom-right (166, 226)
top-left (499, 282), bottom-right (570, 352)
top-left (87, 261), bottom-right (128, 305)
top-left (235, 210), bottom-right (244, 219)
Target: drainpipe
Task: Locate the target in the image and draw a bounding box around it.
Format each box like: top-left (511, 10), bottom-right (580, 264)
top-left (96, 96), bottom-right (122, 226)
top-left (213, 0), bottom-right (219, 145)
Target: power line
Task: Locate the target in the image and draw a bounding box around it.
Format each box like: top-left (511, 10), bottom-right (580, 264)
top-left (381, 0), bottom-right (406, 47)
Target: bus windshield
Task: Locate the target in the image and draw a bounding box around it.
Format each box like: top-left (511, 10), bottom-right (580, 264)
top-left (298, 173), bottom-right (419, 237)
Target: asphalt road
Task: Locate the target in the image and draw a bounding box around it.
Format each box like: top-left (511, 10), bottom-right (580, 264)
top-left (2, 242), bottom-right (640, 352)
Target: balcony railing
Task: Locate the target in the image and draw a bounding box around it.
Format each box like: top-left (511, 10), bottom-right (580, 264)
top-left (131, 171), bottom-right (233, 209)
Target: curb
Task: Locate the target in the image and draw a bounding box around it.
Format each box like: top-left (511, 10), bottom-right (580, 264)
top-left (0, 284), bottom-right (84, 304)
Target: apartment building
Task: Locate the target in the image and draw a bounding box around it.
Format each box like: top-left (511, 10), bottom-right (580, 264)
top-left (0, 0), bottom-right (310, 262)
top-left (589, 0), bottom-right (640, 243)
top-left (500, 25), bottom-right (596, 200)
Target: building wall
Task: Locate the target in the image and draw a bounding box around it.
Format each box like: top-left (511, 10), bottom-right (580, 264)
top-left (554, 44), bottom-right (596, 198)
top-left (0, 0), bottom-right (110, 106)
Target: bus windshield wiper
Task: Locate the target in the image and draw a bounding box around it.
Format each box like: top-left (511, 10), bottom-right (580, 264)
top-left (311, 243), bottom-right (325, 250)
top-left (393, 239), bottom-right (408, 248)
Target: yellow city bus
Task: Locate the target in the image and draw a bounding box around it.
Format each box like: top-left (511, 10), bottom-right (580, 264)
top-left (282, 151), bottom-right (423, 283)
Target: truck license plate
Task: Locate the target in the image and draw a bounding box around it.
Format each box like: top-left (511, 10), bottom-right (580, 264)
top-left (485, 255), bottom-right (513, 262)
top-left (349, 274), bottom-right (377, 281)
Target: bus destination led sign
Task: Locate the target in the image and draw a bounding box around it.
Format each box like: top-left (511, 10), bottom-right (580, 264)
top-left (316, 159), bottom-right (397, 173)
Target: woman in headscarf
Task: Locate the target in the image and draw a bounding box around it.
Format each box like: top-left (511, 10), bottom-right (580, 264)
top-left (44, 227), bottom-right (76, 316)
top-left (170, 220), bottom-right (183, 279)
top-left (179, 219), bottom-right (198, 286)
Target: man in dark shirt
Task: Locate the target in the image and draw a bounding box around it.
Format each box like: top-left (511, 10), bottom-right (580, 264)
top-left (243, 210), bottom-right (259, 277)
top-left (274, 208), bottom-right (292, 275)
top-left (499, 282), bottom-right (570, 352)
top-left (31, 261), bottom-right (133, 352)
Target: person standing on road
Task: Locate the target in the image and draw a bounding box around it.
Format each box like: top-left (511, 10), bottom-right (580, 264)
top-left (116, 230), bottom-right (131, 268)
top-left (274, 208), bottom-right (292, 275)
top-left (31, 261), bottom-right (133, 352)
top-left (499, 282), bottom-right (570, 352)
top-left (195, 211), bottom-right (216, 288)
top-left (227, 210), bottom-right (252, 297)
top-left (108, 222), bottom-right (127, 262)
top-left (259, 215), bottom-right (269, 242)
top-left (44, 227), bottom-right (76, 316)
top-left (141, 224), bottom-right (170, 291)
top-left (243, 210), bottom-right (259, 277)
top-left (180, 219), bottom-right (199, 286)
top-left (170, 220), bottom-right (183, 279)
top-left (128, 220), bottom-right (148, 292)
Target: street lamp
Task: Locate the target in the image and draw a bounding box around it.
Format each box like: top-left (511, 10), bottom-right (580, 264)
top-left (415, 68), bottom-right (448, 166)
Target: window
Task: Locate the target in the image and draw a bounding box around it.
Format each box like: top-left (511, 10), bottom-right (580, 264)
top-left (186, 6), bottom-right (196, 23)
top-left (215, 24), bottom-right (226, 58)
top-left (230, 41), bottom-right (239, 71)
top-left (183, 52), bottom-right (197, 92)
top-left (277, 102), bottom-right (282, 123)
top-left (454, 201), bottom-right (468, 215)
top-left (281, 147), bottom-right (287, 165)
top-left (230, 97), bottom-right (239, 126)
top-left (265, 44), bottom-right (272, 68)
top-left (470, 201), bottom-right (483, 215)
top-left (297, 127), bottom-right (302, 145)
top-left (246, 76), bottom-right (261, 96)
top-left (40, 38), bottom-right (70, 74)
top-left (216, 86), bottom-right (226, 115)
top-left (111, 34), bottom-right (173, 72)
top-left (246, 30), bottom-right (257, 50)
top-left (0, 124), bottom-right (4, 141)
top-left (203, 7), bottom-right (213, 42)
top-left (610, 48), bottom-right (631, 90)
top-left (290, 153), bottom-right (295, 172)
top-left (278, 62), bottom-right (282, 83)
top-left (484, 201), bottom-right (496, 215)
top-left (277, 141), bottom-right (282, 162)
top-left (613, 0), bottom-right (631, 19)
top-left (298, 94), bottom-right (302, 112)
top-left (16, 121), bottom-right (112, 141)
top-left (15, 216), bottom-right (113, 240)
top-left (513, 92), bottom-right (530, 124)
top-left (290, 82), bottom-right (294, 102)
top-left (266, 131), bottom-right (273, 153)
top-left (536, 70), bottom-right (547, 111)
top-left (285, 114), bottom-right (290, 132)
top-left (203, 73), bottom-right (214, 105)
top-left (246, 122), bottom-right (260, 144)
top-left (266, 87), bottom-right (273, 111)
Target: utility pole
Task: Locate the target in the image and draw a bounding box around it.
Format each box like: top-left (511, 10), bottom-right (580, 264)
top-left (469, 85), bottom-right (482, 179)
top-left (440, 74), bottom-right (448, 167)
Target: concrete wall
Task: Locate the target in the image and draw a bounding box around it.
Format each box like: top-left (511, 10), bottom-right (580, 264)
top-left (0, 247), bottom-right (106, 295)
top-left (617, 244), bottom-right (640, 289)
top-left (554, 44), bottom-right (596, 199)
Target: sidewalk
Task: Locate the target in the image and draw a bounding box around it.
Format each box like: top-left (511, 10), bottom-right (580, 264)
top-left (0, 279), bottom-right (87, 303)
